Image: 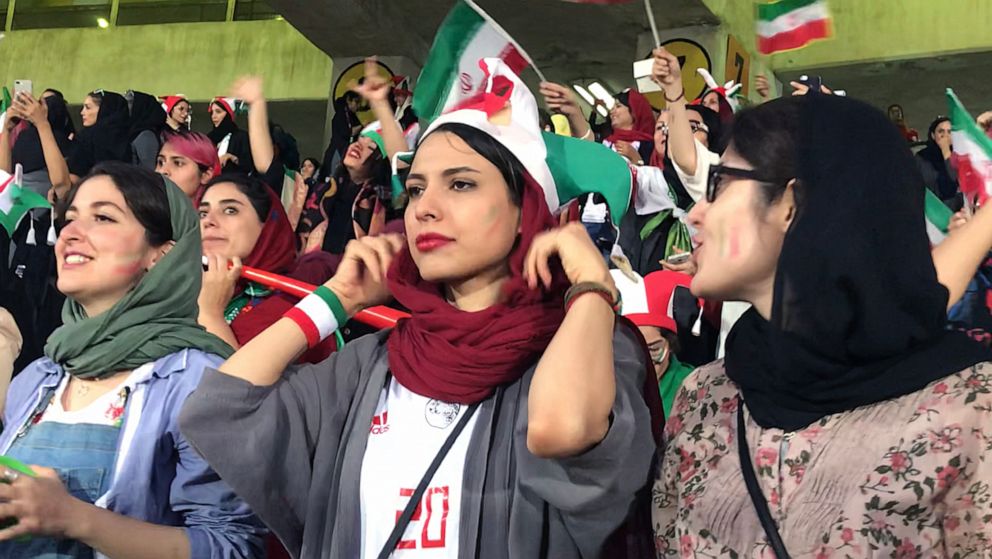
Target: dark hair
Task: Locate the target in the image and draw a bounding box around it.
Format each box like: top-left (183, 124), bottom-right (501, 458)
top-left (87, 90), bottom-right (104, 106)
top-left (202, 173), bottom-right (273, 223)
top-left (342, 91), bottom-right (362, 104)
top-left (887, 104), bottom-right (903, 113)
top-left (302, 157), bottom-right (321, 172)
top-left (335, 140), bottom-right (392, 189)
top-left (686, 104), bottom-right (725, 153)
top-left (724, 96), bottom-right (802, 207)
top-left (413, 123), bottom-right (526, 206)
top-left (927, 116), bottom-right (950, 139)
top-left (58, 161), bottom-right (174, 246)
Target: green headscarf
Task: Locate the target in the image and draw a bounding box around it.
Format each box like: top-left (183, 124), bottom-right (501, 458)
top-left (45, 175), bottom-right (234, 379)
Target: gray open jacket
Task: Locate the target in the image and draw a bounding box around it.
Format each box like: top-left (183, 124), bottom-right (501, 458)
top-left (179, 326), bottom-right (656, 559)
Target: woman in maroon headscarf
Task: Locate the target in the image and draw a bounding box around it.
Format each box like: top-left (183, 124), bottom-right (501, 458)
top-left (181, 59), bottom-right (656, 559)
top-left (196, 174), bottom-right (338, 363)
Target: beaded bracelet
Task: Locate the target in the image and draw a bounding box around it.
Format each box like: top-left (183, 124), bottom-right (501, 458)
top-left (283, 285), bottom-right (349, 348)
top-left (564, 282), bottom-right (622, 314)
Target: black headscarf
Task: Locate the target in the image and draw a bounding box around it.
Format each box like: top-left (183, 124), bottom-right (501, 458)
top-left (127, 90), bottom-right (166, 142)
top-left (12, 93), bottom-right (74, 173)
top-left (686, 104), bottom-right (724, 154)
top-left (725, 94), bottom-right (990, 432)
top-left (916, 116), bottom-right (958, 200)
top-left (207, 102), bottom-right (240, 146)
top-left (68, 90), bottom-right (131, 177)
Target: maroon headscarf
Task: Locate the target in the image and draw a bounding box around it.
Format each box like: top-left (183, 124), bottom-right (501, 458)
top-left (386, 173), bottom-right (569, 404)
top-left (606, 89), bottom-right (655, 144)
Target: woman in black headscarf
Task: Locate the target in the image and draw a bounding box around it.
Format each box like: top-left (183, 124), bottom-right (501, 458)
top-left (207, 97), bottom-right (253, 175)
top-left (653, 94), bottom-right (992, 556)
top-left (5, 90), bottom-right (74, 199)
top-left (67, 90), bottom-right (131, 182)
top-left (916, 116), bottom-right (960, 204)
top-left (127, 90), bottom-right (167, 171)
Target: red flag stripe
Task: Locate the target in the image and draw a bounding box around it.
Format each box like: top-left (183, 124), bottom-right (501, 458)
top-left (757, 18), bottom-right (831, 55)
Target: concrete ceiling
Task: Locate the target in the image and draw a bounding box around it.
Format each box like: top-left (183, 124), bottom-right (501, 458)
top-left (777, 50), bottom-right (992, 137)
top-left (268, 0), bottom-right (718, 88)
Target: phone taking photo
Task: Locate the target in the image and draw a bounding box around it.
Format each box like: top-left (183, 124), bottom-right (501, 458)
top-left (666, 252), bottom-right (691, 265)
top-left (13, 79), bottom-right (33, 99)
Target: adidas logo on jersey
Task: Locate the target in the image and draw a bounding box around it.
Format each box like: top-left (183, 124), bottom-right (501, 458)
top-left (370, 411), bottom-right (390, 435)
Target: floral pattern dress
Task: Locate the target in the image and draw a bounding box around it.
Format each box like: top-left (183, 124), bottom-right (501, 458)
top-left (652, 360), bottom-right (992, 558)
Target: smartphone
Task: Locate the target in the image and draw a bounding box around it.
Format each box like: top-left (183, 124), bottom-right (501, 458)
top-left (13, 79), bottom-right (33, 99)
top-left (666, 252), bottom-right (691, 265)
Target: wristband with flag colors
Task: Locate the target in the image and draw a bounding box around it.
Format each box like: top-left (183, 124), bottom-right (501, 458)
top-left (284, 286), bottom-right (349, 348)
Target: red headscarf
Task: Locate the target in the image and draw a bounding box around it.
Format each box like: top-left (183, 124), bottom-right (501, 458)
top-left (386, 173), bottom-right (569, 404)
top-left (606, 89), bottom-right (655, 144)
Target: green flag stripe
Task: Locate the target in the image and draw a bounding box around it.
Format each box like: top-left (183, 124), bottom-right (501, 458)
top-left (412, 1), bottom-right (485, 124)
top-left (757, 0), bottom-right (822, 22)
top-left (924, 189), bottom-right (951, 233)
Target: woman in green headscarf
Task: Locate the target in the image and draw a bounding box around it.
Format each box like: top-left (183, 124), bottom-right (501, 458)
top-left (0, 162), bottom-right (264, 558)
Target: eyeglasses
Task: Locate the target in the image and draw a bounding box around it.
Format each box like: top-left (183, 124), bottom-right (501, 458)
top-left (707, 164), bottom-right (780, 203)
top-left (689, 121), bottom-right (709, 135)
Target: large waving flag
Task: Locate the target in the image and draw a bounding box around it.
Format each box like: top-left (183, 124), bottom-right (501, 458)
top-left (947, 88), bottom-right (992, 205)
top-left (413, 0), bottom-right (541, 125)
top-left (1, 165), bottom-right (50, 237)
top-left (756, 0), bottom-right (832, 55)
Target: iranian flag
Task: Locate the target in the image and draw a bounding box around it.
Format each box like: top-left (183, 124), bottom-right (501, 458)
top-left (924, 188), bottom-right (951, 246)
top-left (947, 88), bottom-right (992, 205)
top-left (0, 165), bottom-right (50, 237)
top-left (414, 0), bottom-right (539, 125)
top-left (756, 0), bottom-right (832, 55)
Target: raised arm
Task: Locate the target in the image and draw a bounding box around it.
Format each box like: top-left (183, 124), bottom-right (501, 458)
top-left (524, 222), bottom-right (618, 458)
top-left (13, 93), bottom-right (71, 199)
top-left (352, 57), bottom-right (409, 160)
top-left (540, 82), bottom-right (593, 141)
top-left (652, 47), bottom-right (697, 175)
top-left (230, 76), bottom-right (275, 175)
top-left (934, 202), bottom-right (992, 310)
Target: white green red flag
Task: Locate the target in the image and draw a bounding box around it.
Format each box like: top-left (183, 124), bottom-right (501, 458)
top-left (413, 0), bottom-right (541, 125)
top-left (756, 0), bottom-right (832, 55)
top-left (924, 189), bottom-right (951, 246)
top-left (947, 88), bottom-right (992, 205)
top-left (0, 165), bottom-right (51, 237)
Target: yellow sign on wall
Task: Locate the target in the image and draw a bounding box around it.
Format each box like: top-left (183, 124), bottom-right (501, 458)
top-left (725, 34), bottom-right (751, 97)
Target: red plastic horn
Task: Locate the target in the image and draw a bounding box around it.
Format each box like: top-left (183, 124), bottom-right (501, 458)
top-left (235, 263), bottom-right (407, 329)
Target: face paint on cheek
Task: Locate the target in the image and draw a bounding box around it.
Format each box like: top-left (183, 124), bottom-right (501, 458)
top-left (727, 226), bottom-right (742, 260)
top-left (110, 253), bottom-right (147, 276)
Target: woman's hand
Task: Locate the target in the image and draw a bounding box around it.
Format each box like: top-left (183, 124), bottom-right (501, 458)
top-left (230, 76), bottom-right (264, 106)
top-left (755, 74), bottom-right (771, 100)
top-left (652, 47), bottom-right (684, 98)
top-left (0, 466), bottom-right (86, 541)
top-left (539, 82), bottom-right (582, 118)
top-left (325, 234), bottom-right (405, 316)
top-left (614, 140), bottom-right (641, 164)
top-left (12, 93), bottom-right (48, 126)
top-left (525, 222), bottom-right (616, 297)
top-left (199, 255), bottom-right (242, 318)
top-left (660, 249), bottom-right (698, 275)
top-left (948, 210), bottom-right (971, 234)
top-left (219, 153), bottom-right (239, 167)
top-left (351, 57), bottom-right (391, 105)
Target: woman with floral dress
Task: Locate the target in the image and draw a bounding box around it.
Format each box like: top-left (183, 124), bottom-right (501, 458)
top-left (652, 94), bottom-right (992, 557)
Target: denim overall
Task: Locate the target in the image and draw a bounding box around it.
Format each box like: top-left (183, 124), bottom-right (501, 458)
top-left (0, 387), bottom-right (123, 558)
